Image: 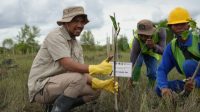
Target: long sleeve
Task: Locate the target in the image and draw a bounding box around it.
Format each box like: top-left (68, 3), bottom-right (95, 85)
top-left (130, 38), bottom-right (141, 66)
top-left (153, 27), bottom-right (167, 54)
top-left (194, 43), bottom-right (200, 88)
top-left (156, 44), bottom-right (175, 89)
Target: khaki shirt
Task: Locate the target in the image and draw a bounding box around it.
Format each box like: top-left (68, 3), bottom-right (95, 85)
top-left (28, 26), bottom-right (84, 102)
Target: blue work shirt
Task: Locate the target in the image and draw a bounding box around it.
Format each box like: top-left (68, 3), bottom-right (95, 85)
top-left (156, 32), bottom-right (200, 89)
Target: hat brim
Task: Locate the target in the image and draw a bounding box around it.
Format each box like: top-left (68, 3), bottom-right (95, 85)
top-left (137, 27), bottom-right (156, 36)
top-left (57, 14), bottom-right (89, 26)
top-left (167, 20), bottom-right (189, 25)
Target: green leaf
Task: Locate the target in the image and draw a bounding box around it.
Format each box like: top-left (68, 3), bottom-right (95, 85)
top-left (188, 19), bottom-right (197, 30)
top-left (181, 30), bottom-right (190, 40)
top-left (110, 15), bottom-right (118, 31)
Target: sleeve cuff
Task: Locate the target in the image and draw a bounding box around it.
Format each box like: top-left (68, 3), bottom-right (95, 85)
top-left (158, 85), bottom-right (168, 90)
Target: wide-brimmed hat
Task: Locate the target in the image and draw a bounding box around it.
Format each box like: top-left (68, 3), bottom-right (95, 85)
top-left (137, 19), bottom-right (156, 36)
top-left (57, 6), bottom-right (89, 26)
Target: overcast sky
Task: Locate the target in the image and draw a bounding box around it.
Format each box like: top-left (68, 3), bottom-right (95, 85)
top-left (0, 0), bottom-right (200, 45)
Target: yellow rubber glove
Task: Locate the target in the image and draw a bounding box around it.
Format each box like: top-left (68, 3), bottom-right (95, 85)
top-left (91, 77), bottom-right (118, 94)
top-left (89, 58), bottom-right (112, 76)
top-left (103, 79), bottom-right (118, 94)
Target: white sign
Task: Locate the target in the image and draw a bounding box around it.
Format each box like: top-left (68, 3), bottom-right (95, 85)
top-left (110, 62), bottom-right (132, 77)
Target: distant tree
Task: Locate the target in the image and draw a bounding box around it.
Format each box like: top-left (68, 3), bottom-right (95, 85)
top-left (15, 24), bottom-right (40, 54)
top-left (80, 31), bottom-right (95, 50)
top-left (2, 38), bottom-right (14, 54)
top-left (2, 38), bottom-right (14, 49)
top-left (80, 31), bottom-right (95, 45)
top-left (117, 35), bottom-right (129, 51)
top-left (155, 19), bottom-right (168, 28)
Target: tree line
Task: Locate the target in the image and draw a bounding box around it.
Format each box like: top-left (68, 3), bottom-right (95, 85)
top-left (1, 24), bottom-right (40, 54)
top-left (2, 19), bottom-right (190, 55)
top-left (1, 24), bottom-right (131, 55)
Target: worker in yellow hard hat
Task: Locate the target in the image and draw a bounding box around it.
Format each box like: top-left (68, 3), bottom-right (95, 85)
top-left (155, 7), bottom-right (200, 98)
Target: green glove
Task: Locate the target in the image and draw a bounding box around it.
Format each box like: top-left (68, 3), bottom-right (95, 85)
top-left (91, 77), bottom-right (118, 94)
top-left (89, 59), bottom-right (112, 76)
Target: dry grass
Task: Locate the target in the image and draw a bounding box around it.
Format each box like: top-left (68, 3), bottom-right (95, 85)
top-left (0, 51), bottom-right (200, 112)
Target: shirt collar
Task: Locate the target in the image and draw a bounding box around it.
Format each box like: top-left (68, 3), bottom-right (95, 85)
top-left (60, 26), bottom-right (75, 41)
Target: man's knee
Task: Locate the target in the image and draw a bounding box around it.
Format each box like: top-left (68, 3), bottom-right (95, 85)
top-left (60, 72), bottom-right (87, 87)
top-left (63, 73), bottom-right (87, 97)
top-left (70, 72), bottom-right (87, 85)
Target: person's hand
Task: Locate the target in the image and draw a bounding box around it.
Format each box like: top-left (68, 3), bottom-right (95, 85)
top-left (89, 58), bottom-right (112, 76)
top-left (103, 79), bottom-right (118, 94)
top-left (161, 88), bottom-right (174, 103)
top-left (161, 88), bottom-right (172, 97)
top-left (91, 77), bottom-right (118, 94)
top-left (145, 39), bottom-right (155, 49)
top-left (184, 77), bottom-right (195, 92)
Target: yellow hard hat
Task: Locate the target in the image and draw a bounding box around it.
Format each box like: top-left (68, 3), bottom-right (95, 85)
top-left (167, 7), bottom-right (191, 25)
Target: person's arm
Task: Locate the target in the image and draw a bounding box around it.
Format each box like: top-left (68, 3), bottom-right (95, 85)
top-left (195, 43), bottom-right (200, 88)
top-left (153, 27), bottom-right (167, 54)
top-left (156, 44), bottom-right (174, 89)
top-left (46, 33), bottom-right (112, 76)
top-left (45, 33), bottom-right (89, 73)
top-left (59, 57), bottom-right (112, 76)
top-left (59, 57), bottom-right (89, 73)
top-left (130, 38), bottom-right (141, 66)
top-left (128, 38), bottom-right (141, 84)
